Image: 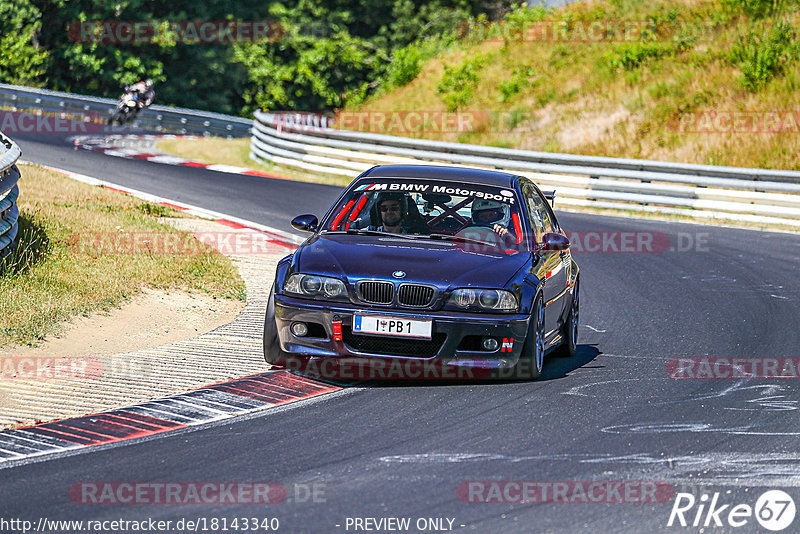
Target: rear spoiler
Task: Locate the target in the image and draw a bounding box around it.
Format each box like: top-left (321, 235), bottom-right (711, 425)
top-left (542, 191), bottom-right (555, 207)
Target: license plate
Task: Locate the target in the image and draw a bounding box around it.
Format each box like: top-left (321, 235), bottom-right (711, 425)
top-left (352, 315), bottom-right (432, 339)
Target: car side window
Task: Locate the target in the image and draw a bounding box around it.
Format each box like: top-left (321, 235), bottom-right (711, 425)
top-left (539, 202), bottom-right (554, 234)
top-left (522, 183), bottom-right (546, 243)
top-left (540, 195), bottom-right (560, 233)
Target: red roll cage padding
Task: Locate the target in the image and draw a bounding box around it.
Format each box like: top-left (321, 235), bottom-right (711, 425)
top-left (349, 194), bottom-right (370, 222)
top-left (330, 198), bottom-right (356, 230)
top-left (344, 193), bottom-right (370, 230)
top-left (332, 184), bottom-right (377, 231)
top-left (511, 213), bottom-right (523, 244)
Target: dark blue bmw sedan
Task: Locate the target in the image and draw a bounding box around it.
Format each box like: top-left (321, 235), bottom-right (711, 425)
top-left (263, 165), bottom-right (579, 380)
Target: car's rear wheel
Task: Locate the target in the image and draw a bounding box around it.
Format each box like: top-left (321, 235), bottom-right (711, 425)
top-left (553, 278), bottom-right (579, 358)
top-left (515, 293), bottom-right (545, 380)
top-left (263, 288), bottom-right (298, 368)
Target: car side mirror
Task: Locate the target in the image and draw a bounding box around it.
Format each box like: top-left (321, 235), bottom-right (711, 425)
top-left (291, 214), bottom-right (318, 232)
top-left (540, 233), bottom-right (570, 251)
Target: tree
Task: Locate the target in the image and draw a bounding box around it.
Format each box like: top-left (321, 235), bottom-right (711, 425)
top-left (0, 0), bottom-right (48, 85)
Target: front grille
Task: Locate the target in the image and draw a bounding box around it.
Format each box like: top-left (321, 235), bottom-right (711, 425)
top-left (358, 281), bottom-right (394, 304)
top-left (343, 328), bottom-right (447, 358)
top-left (398, 284), bottom-right (435, 307)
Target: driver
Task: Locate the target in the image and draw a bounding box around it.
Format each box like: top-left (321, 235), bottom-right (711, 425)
top-left (470, 198), bottom-right (511, 238)
top-left (370, 192), bottom-right (409, 234)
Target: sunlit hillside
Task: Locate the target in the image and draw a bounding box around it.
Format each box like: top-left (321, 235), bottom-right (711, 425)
top-left (348, 0), bottom-right (800, 170)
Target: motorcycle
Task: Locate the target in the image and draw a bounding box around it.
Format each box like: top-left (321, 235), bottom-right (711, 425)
top-left (108, 92), bottom-right (141, 126)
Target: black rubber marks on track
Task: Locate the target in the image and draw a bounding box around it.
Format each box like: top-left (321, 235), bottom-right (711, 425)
top-left (0, 370), bottom-right (340, 464)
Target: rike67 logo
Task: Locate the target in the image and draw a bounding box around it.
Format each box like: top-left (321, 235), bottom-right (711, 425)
top-left (668, 490), bottom-right (796, 531)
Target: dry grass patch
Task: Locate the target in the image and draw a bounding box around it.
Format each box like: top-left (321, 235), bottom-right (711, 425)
top-left (0, 164), bottom-right (245, 346)
top-left (156, 137), bottom-right (267, 171)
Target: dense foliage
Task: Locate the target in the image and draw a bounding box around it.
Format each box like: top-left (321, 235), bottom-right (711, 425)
top-left (0, 0), bottom-right (48, 84)
top-left (0, 0), bottom-right (508, 115)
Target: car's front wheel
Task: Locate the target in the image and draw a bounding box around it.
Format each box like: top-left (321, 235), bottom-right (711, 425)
top-left (263, 288), bottom-right (295, 368)
top-left (515, 293), bottom-right (545, 380)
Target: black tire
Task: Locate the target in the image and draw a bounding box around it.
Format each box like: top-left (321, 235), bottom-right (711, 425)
top-left (263, 288), bottom-right (293, 367)
top-left (127, 109), bottom-right (139, 125)
top-left (553, 278), bottom-right (579, 358)
top-left (110, 107), bottom-right (132, 126)
top-left (514, 293), bottom-right (545, 380)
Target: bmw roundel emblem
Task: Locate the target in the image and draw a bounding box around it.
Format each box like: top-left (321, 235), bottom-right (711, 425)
top-left (392, 271), bottom-right (406, 279)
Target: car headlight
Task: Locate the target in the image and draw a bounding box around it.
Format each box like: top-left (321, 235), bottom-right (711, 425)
top-left (448, 289), bottom-right (518, 311)
top-left (284, 274), bottom-right (346, 298)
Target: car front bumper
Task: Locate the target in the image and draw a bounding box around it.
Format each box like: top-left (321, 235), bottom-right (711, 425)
top-left (274, 294), bottom-right (530, 372)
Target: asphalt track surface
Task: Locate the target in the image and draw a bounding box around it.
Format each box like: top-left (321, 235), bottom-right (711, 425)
top-left (4, 130), bottom-right (800, 533)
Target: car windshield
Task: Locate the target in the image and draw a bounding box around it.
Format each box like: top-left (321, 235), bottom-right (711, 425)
top-left (322, 178), bottom-right (528, 252)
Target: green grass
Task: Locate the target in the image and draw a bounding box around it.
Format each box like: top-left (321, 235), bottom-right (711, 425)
top-left (347, 0), bottom-right (800, 170)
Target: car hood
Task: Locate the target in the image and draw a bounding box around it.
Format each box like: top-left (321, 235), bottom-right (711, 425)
top-left (293, 234), bottom-right (529, 289)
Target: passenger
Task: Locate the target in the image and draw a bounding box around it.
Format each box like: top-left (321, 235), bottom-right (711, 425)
top-left (470, 199), bottom-right (512, 238)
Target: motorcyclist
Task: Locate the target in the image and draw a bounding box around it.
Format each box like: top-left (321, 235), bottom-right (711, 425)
top-left (125, 79), bottom-right (155, 109)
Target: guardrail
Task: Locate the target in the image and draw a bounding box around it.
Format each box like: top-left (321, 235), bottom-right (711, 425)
top-left (251, 111), bottom-right (800, 227)
top-left (0, 84), bottom-right (251, 137)
top-left (0, 130), bottom-right (21, 259)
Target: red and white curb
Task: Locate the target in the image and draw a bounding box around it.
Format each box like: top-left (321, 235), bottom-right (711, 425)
top-left (0, 162), bottom-right (331, 464)
top-left (22, 161), bottom-right (305, 248)
top-left (71, 134), bottom-right (291, 180)
top-left (0, 371), bottom-right (341, 464)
